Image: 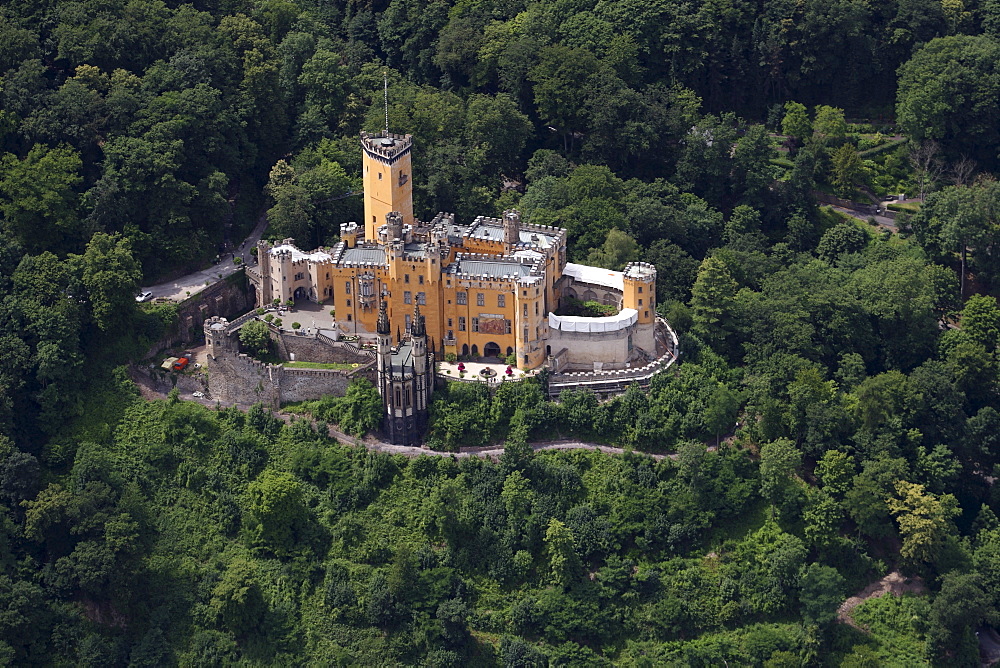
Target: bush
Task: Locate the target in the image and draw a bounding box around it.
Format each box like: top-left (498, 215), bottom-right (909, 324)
top-left (264, 314), bottom-right (273, 322)
top-left (286, 299), bottom-right (294, 307)
top-left (445, 352), bottom-right (457, 363)
top-left (292, 322), bottom-right (301, 330)
top-left (256, 308), bottom-right (264, 316)
top-left (505, 353), bottom-right (517, 365)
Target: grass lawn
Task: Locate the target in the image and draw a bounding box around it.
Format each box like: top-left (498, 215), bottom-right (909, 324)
top-left (284, 360), bottom-right (359, 370)
top-left (887, 201), bottom-right (921, 213)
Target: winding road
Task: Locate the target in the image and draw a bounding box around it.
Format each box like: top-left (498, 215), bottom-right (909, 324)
top-left (139, 213), bottom-right (269, 302)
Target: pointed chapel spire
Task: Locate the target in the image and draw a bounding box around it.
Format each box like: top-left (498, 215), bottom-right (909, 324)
top-left (412, 303), bottom-right (425, 337)
top-left (377, 299), bottom-right (390, 335)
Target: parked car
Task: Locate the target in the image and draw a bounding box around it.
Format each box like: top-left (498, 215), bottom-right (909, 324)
top-left (172, 357), bottom-right (190, 371)
top-left (136, 291), bottom-right (154, 302)
top-left (192, 391), bottom-right (205, 398)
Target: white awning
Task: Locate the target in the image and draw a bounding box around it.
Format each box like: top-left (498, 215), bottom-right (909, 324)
top-left (549, 308), bottom-right (637, 333)
top-left (563, 262), bottom-right (624, 290)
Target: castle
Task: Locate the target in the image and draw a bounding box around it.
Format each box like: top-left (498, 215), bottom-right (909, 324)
top-left (246, 131), bottom-right (660, 373)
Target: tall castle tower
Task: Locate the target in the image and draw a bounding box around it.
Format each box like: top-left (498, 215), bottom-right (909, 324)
top-left (502, 209), bottom-right (520, 252)
top-left (623, 261), bottom-right (657, 351)
top-left (361, 131), bottom-right (414, 240)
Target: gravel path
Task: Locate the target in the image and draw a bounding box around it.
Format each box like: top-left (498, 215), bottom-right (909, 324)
top-left (128, 368), bottom-right (695, 461)
top-left (836, 571), bottom-right (926, 629)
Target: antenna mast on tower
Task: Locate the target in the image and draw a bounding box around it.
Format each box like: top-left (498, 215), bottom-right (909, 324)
top-left (384, 70), bottom-right (389, 136)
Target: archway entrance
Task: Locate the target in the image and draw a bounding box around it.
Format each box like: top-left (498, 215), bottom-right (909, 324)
top-left (294, 286), bottom-right (307, 301)
top-left (461, 344), bottom-right (469, 356)
top-left (471, 344), bottom-right (479, 356)
top-left (484, 342), bottom-right (501, 358)
top-left (506, 346), bottom-right (514, 357)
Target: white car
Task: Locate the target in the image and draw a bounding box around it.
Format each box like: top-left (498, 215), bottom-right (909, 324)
top-left (135, 291), bottom-right (154, 302)
top-left (192, 391), bottom-right (205, 398)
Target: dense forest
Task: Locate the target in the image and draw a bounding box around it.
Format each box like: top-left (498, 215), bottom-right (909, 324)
top-left (4, 0), bottom-right (1000, 665)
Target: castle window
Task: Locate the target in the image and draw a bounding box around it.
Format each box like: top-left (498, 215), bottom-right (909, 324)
top-left (372, 215), bottom-right (376, 223)
top-left (404, 291), bottom-right (412, 304)
top-left (498, 294), bottom-right (506, 308)
top-left (638, 299), bottom-right (643, 306)
top-left (418, 275), bottom-right (424, 285)
top-left (472, 318), bottom-right (479, 332)
top-left (404, 274), bottom-right (409, 284)
top-left (417, 292), bottom-right (426, 305)
top-left (405, 314), bottom-right (411, 332)
top-left (645, 310), bottom-right (649, 318)
top-left (505, 320), bottom-right (512, 334)
top-left (346, 299), bottom-right (351, 307)
top-left (447, 329), bottom-right (454, 339)
top-left (326, 272), bottom-right (330, 279)
top-left (347, 314), bottom-right (352, 321)
top-left (448, 318), bottom-right (453, 327)
top-left (457, 291), bottom-right (467, 305)
top-left (395, 387), bottom-right (401, 405)
top-left (399, 173), bottom-right (408, 186)
top-left (523, 326), bottom-right (528, 343)
top-left (535, 302), bottom-right (539, 315)
top-left (458, 317), bottom-right (466, 331)
top-left (639, 286), bottom-right (643, 293)
top-left (523, 304), bottom-right (528, 317)
top-left (294, 272), bottom-right (304, 281)
top-left (378, 172), bottom-right (383, 180)
top-left (477, 293), bottom-right (485, 306)
top-left (345, 281), bottom-right (351, 294)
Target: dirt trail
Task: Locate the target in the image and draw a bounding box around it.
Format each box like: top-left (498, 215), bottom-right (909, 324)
top-left (837, 571), bottom-right (927, 629)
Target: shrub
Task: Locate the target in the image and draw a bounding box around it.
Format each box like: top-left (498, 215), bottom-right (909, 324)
top-left (292, 322), bottom-right (301, 330)
top-left (445, 352), bottom-right (457, 363)
top-left (264, 314), bottom-right (273, 323)
top-left (256, 308), bottom-right (264, 316)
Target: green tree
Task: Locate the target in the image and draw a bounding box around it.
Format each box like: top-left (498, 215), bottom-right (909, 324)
top-left (74, 232), bottom-right (141, 332)
top-left (830, 144), bottom-right (864, 197)
top-left (210, 558), bottom-right (267, 635)
top-left (528, 45), bottom-right (600, 152)
top-left (240, 320), bottom-right (270, 358)
top-left (759, 439), bottom-right (802, 513)
top-left (242, 469), bottom-right (310, 555)
top-left (0, 144), bottom-right (83, 254)
top-left (781, 101), bottom-right (812, 144)
top-left (815, 450), bottom-right (855, 498)
top-left (816, 222), bottom-right (868, 263)
top-left (887, 480), bottom-right (959, 566)
top-left (327, 378), bottom-right (383, 437)
top-left (813, 105), bottom-right (847, 143)
top-left (585, 228), bottom-right (640, 270)
top-left (690, 256), bottom-right (739, 352)
top-left (798, 562), bottom-right (846, 627)
top-left (544, 518), bottom-right (580, 588)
